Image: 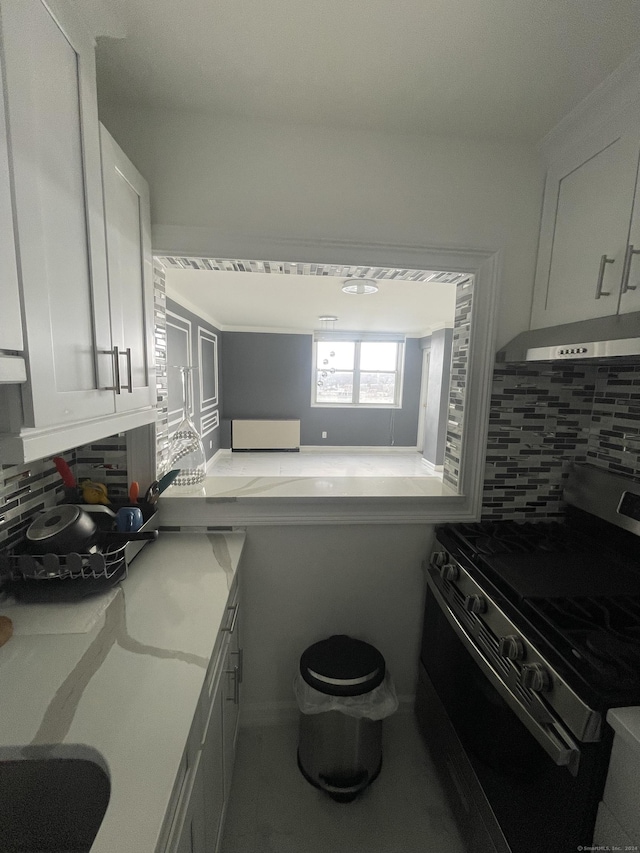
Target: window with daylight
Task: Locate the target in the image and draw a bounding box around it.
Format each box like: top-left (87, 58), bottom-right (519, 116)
top-left (312, 336), bottom-right (404, 408)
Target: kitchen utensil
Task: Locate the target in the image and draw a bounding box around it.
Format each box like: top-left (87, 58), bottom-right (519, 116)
top-left (52, 456), bottom-right (76, 488)
top-left (158, 469), bottom-right (180, 493)
top-left (26, 506), bottom-right (97, 555)
top-left (145, 480), bottom-right (160, 505)
top-left (128, 481), bottom-right (140, 504)
top-left (115, 506), bottom-right (144, 533)
top-left (81, 481), bottom-right (110, 505)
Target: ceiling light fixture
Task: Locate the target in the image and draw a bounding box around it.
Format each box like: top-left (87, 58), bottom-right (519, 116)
top-left (341, 278), bottom-right (379, 295)
top-left (318, 315), bottom-right (339, 331)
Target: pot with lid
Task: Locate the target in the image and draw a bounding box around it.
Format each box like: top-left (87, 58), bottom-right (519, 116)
top-left (26, 506), bottom-right (98, 555)
top-left (25, 506), bottom-right (158, 555)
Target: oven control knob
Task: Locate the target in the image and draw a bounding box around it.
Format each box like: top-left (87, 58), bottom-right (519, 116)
top-left (440, 563), bottom-right (460, 583)
top-left (464, 594), bottom-right (487, 614)
top-left (520, 663), bottom-right (551, 693)
top-left (430, 551), bottom-right (448, 568)
top-left (498, 635), bottom-right (525, 661)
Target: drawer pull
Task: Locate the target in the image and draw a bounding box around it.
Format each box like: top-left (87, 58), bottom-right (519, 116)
top-left (221, 603), bottom-right (238, 634)
top-left (225, 665), bottom-right (240, 705)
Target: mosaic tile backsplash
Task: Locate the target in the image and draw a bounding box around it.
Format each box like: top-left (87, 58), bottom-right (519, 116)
top-left (443, 279), bottom-right (473, 491)
top-left (482, 360), bottom-right (640, 520)
top-left (0, 435), bottom-right (127, 552)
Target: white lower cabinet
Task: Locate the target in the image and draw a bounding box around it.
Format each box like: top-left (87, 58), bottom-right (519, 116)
top-left (165, 750), bottom-right (207, 853)
top-left (161, 582), bottom-right (241, 853)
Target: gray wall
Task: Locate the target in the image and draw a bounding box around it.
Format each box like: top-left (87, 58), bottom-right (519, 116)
top-left (166, 298), bottom-right (222, 460)
top-left (221, 332), bottom-right (423, 447)
top-left (422, 328), bottom-right (453, 466)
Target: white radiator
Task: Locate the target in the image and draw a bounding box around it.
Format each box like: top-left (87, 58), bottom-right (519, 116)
top-left (231, 419), bottom-right (301, 451)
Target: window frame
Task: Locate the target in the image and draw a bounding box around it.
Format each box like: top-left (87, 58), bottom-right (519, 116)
top-left (311, 338), bottom-right (405, 409)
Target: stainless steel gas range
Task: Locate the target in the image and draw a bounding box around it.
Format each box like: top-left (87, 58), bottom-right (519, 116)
top-left (416, 464), bottom-right (640, 853)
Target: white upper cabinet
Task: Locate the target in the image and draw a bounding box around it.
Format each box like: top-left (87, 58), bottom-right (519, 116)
top-left (0, 53), bottom-right (22, 356)
top-left (100, 124), bottom-right (155, 413)
top-left (1, 0), bottom-right (114, 426)
top-left (0, 1), bottom-right (156, 462)
top-left (621, 175), bottom-right (640, 315)
top-left (531, 112), bottom-right (640, 330)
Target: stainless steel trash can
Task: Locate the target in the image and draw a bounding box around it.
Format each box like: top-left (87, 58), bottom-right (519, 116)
top-left (297, 635), bottom-right (386, 802)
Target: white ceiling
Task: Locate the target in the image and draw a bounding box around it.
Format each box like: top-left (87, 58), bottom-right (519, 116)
top-left (94, 0), bottom-right (640, 142)
top-left (164, 268), bottom-right (458, 336)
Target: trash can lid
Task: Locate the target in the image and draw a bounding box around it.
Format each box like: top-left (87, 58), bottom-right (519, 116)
top-left (300, 635), bottom-right (386, 697)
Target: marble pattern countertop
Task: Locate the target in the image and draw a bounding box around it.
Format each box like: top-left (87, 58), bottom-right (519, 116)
top-left (607, 707), bottom-right (640, 749)
top-left (0, 531), bottom-right (245, 853)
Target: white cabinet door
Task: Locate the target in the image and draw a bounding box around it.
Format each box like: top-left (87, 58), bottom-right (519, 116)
top-left (531, 119), bottom-right (640, 329)
top-left (201, 678), bottom-right (225, 852)
top-left (0, 53), bottom-right (21, 354)
top-left (100, 124), bottom-right (155, 413)
top-left (619, 184), bottom-right (640, 315)
top-left (0, 0), bottom-right (113, 427)
top-left (166, 750), bottom-right (207, 853)
top-left (222, 607), bottom-right (241, 801)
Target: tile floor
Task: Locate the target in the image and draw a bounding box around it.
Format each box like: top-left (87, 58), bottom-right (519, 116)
top-left (220, 713), bottom-right (467, 853)
top-left (208, 450), bottom-right (439, 479)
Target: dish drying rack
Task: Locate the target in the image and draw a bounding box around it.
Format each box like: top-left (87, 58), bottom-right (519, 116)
top-left (0, 544), bottom-right (129, 583)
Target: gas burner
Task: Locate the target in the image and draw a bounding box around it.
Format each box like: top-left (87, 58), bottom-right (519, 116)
top-left (452, 520), bottom-right (590, 557)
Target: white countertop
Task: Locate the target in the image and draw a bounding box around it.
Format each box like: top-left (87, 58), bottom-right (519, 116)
top-left (607, 707), bottom-right (640, 750)
top-left (0, 531), bottom-right (245, 853)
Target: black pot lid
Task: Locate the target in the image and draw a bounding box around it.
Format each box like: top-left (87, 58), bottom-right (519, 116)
top-left (26, 505), bottom-right (82, 541)
top-left (300, 635), bottom-right (385, 696)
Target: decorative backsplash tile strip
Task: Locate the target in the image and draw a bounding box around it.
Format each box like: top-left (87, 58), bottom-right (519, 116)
top-left (157, 256), bottom-right (468, 285)
top-left (586, 362), bottom-right (640, 479)
top-left (443, 279), bottom-right (473, 491)
top-left (154, 261), bottom-right (170, 475)
top-left (481, 360), bottom-right (640, 520)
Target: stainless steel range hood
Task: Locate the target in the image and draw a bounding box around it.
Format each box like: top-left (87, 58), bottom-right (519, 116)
top-left (496, 311), bottom-right (640, 363)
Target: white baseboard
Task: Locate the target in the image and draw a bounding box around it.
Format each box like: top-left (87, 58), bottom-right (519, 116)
top-left (206, 447), bottom-right (225, 472)
top-left (240, 695), bottom-right (415, 729)
top-left (241, 701), bottom-right (300, 728)
top-left (301, 446), bottom-right (421, 453)
top-left (420, 458), bottom-right (443, 475)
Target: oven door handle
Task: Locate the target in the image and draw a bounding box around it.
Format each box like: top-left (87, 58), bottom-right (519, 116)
top-left (426, 576), bottom-right (582, 776)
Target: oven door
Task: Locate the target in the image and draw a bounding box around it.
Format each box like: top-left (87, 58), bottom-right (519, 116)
top-left (419, 578), bottom-right (611, 853)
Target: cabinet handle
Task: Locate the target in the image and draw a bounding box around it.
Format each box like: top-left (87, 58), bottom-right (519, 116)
top-left (101, 346), bottom-right (121, 393)
top-left (225, 665), bottom-right (240, 704)
top-left (221, 604), bottom-right (238, 634)
top-left (231, 648), bottom-right (244, 684)
top-left (123, 347), bottom-right (133, 392)
top-left (621, 244), bottom-right (640, 293)
top-left (595, 254), bottom-right (615, 299)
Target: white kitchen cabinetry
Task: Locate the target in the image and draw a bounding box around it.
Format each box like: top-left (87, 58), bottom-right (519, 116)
top-left (162, 580), bottom-right (242, 853)
top-left (164, 751), bottom-right (207, 853)
top-left (0, 0), bottom-right (155, 463)
top-left (0, 47), bottom-right (23, 368)
top-left (100, 124), bottom-right (155, 413)
top-left (531, 117), bottom-right (640, 329)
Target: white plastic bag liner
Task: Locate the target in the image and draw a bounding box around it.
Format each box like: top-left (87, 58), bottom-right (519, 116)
top-left (294, 670), bottom-right (398, 720)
